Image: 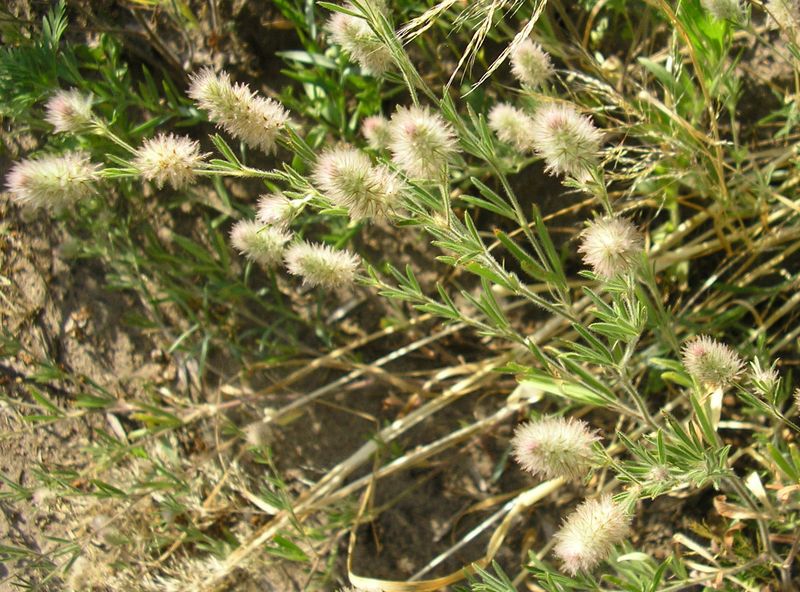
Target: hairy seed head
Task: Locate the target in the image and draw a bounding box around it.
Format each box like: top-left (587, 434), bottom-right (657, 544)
top-left (284, 241), bottom-right (361, 289)
top-left (314, 146), bottom-right (402, 220)
top-left (488, 103), bottom-right (536, 152)
top-left (511, 416), bottom-right (599, 480)
top-left (188, 68), bottom-right (290, 153)
top-left (256, 193), bottom-right (295, 227)
top-left (133, 133), bottom-right (206, 190)
top-left (682, 336), bottom-right (745, 388)
top-left (578, 216), bottom-right (644, 279)
top-left (327, 3), bottom-right (393, 75)
top-left (44, 89), bottom-right (93, 133)
top-left (361, 115), bottom-right (392, 150)
top-left (6, 152), bottom-right (101, 211)
top-left (749, 359), bottom-right (780, 397)
top-left (553, 497), bottom-right (631, 575)
top-left (530, 103), bottom-right (603, 181)
top-left (388, 105), bottom-right (457, 181)
top-left (510, 39), bottom-right (554, 89)
top-left (230, 220), bottom-right (291, 268)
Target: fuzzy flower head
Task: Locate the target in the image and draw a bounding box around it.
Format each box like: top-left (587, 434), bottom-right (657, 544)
top-left (314, 147), bottom-right (401, 220)
top-left (530, 103), bottom-right (603, 181)
top-left (578, 216), bottom-right (644, 279)
top-left (388, 105), bottom-right (458, 181)
top-left (230, 220), bottom-right (291, 268)
top-left (488, 103), bottom-right (536, 153)
top-left (510, 39), bottom-right (554, 89)
top-left (701, 0), bottom-right (744, 22)
top-left (6, 152), bottom-right (101, 211)
top-left (284, 241), bottom-right (361, 289)
top-left (682, 336), bottom-right (745, 389)
top-left (256, 193), bottom-right (295, 228)
top-left (749, 359), bottom-right (780, 397)
top-left (44, 89), bottom-right (93, 133)
top-left (327, 3), bottom-right (393, 75)
top-left (511, 416), bottom-right (599, 480)
top-left (361, 115), bottom-right (392, 150)
top-left (188, 68), bottom-right (290, 154)
top-left (133, 133), bottom-right (206, 190)
top-left (554, 496), bottom-right (631, 575)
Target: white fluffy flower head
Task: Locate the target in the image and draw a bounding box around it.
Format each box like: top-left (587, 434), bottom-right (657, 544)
top-left (510, 40), bottom-right (554, 89)
top-left (133, 133), bottom-right (206, 190)
top-left (327, 3), bottom-right (393, 75)
top-left (682, 336), bottom-right (744, 388)
top-left (314, 147), bottom-right (401, 220)
top-left (6, 152), bottom-right (101, 211)
top-left (388, 105), bottom-right (457, 181)
top-left (230, 220), bottom-right (291, 268)
top-left (578, 216), bottom-right (644, 279)
top-left (488, 103), bottom-right (536, 152)
top-left (256, 193), bottom-right (295, 227)
top-left (44, 89), bottom-right (93, 133)
top-left (188, 68), bottom-right (290, 154)
top-left (554, 496), bottom-right (631, 575)
top-left (511, 416), bottom-right (599, 480)
top-left (749, 359), bottom-right (780, 396)
top-left (361, 115), bottom-right (392, 150)
top-left (531, 103), bottom-right (603, 181)
top-left (285, 241), bottom-right (360, 289)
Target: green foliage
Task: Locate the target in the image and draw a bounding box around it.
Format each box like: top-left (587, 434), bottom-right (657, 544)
top-left (2, 0), bottom-right (800, 590)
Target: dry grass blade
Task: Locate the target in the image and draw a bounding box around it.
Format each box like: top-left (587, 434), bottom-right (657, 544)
top-left (347, 478), bottom-right (564, 591)
top-left (462, 1), bottom-right (547, 93)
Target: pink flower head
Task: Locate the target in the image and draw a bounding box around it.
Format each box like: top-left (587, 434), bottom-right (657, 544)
top-left (531, 103), bottom-right (603, 181)
top-left (554, 496), bottom-right (631, 575)
top-left (510, 39), bottom-right (554, 89)
top-left (578, 216), bottom-right (644, 279)
top-left (682, 336), bottom-right (744, 388)
top-left (388, 105), bottom-right (457, 181)
top-left (188, 68), bottom-right (290, 154)
top-left (284, 241), bottom-right (361, 289)
top-left (44, 89), bottom-right (93, 133)
top-left (511, 416), bottom-right (599, 480)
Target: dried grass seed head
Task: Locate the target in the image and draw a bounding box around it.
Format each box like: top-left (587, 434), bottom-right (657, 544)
top-left (511, 416), bottom-right (599, 480)
top-left (488, 103), bottom-right (536, 152)
top-left (44, 89), bottom-right (93, 133)
top-left (388, 105), bottom-right (458, 181)
top-left (314, 146), bottom-right (401, 220)
top-left (256, 193), bottom-right (295, 227)
top-left (361, 114), bottom-right (392, 150)
top-left (133, 133), bottom-right (206, 190)
top-left (230, 220), bottom-right (291, 268)
top-left (681, 335), bottom-right (745, 388)
top-left (530, 103), bottom-right (603, 181)
top-left (6, 151), bottom-right (101, 211)
top-left (284, 241), bottom-right (361, 289)
top-left (553, 496), bottom-right (631, 575)
top-left (327, 3), bottom-right (394, 75)
top-left (188, 68), bottom-right (290, 153)
top-left (578, 216), bottom-right (644, 279)
top-left (510, 39), bottom-right (554, 89)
